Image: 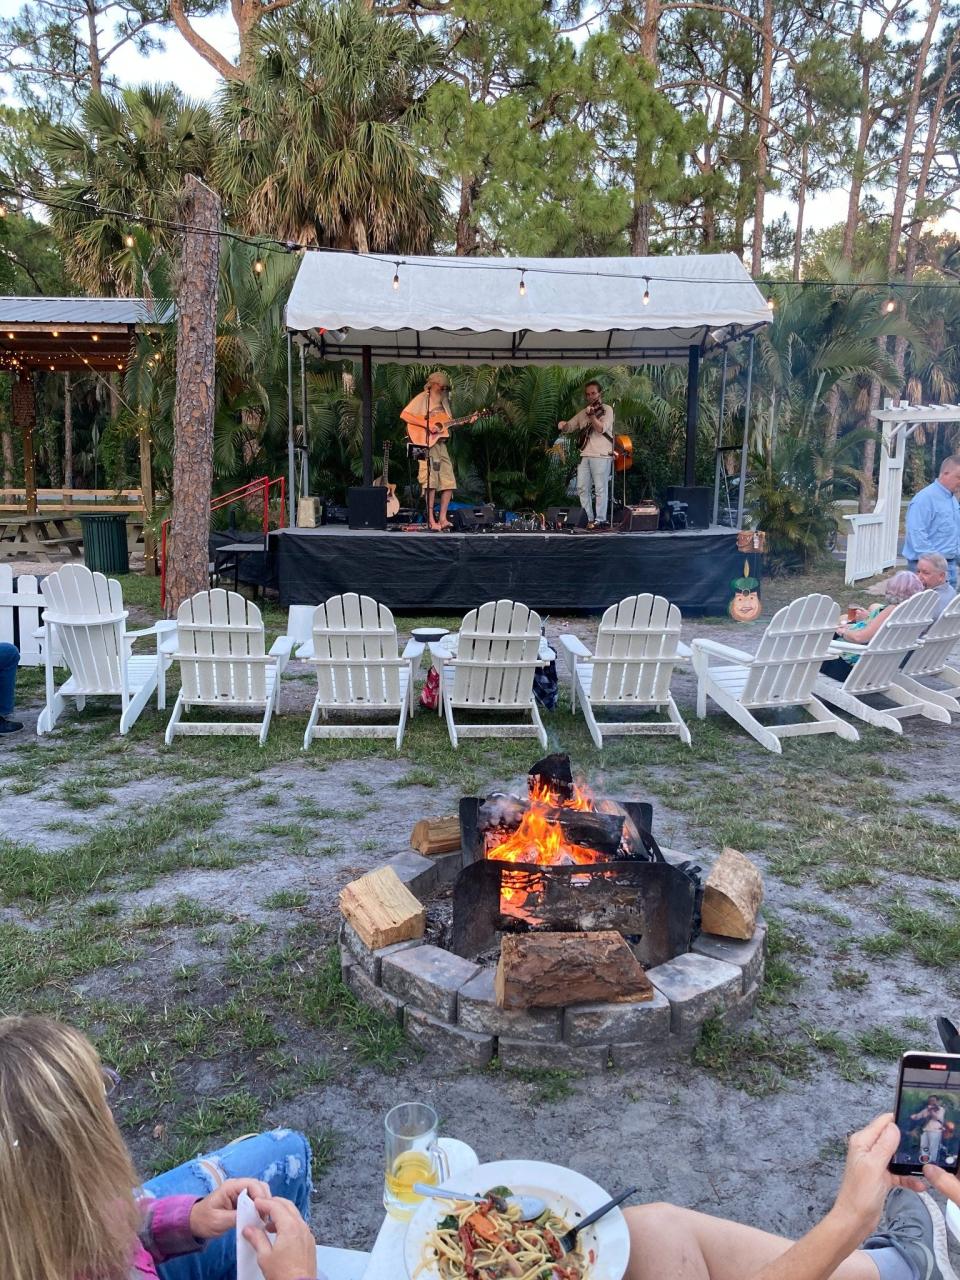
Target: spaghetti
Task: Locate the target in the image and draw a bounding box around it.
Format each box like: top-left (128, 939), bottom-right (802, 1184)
top-left (414, 1188), bottom-right (590, 1280)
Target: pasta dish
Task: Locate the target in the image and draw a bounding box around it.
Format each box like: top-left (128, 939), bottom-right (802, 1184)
top-left (414, 1187), bottom-right (589, 1280)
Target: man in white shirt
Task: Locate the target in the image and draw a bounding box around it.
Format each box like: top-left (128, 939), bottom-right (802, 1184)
top-left (558, 381), bottom-right (615, 527)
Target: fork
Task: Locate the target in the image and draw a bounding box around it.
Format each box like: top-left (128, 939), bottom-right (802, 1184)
top-left (559, 1186), bottom-right (639, 1254)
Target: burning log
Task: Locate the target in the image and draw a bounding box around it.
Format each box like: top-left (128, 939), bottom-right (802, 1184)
top-left (478, 794), bottom-right (528, 834)
top-left (702, 847), bottom-right (763, 940)
top-left (339, 866), bottom-right (425, 950)
top-left (596, 798), bottom-right (641, 849)
top-left (495, 930), bottom-right (653, 1009)
top-left (410, 815), bottom-right (461, 856)
top-left (528, 752), bottom-right (574, 802)
top-left (479, 795), bottom-right (624, 861)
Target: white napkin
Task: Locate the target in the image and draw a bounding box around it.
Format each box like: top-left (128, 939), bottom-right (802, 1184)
top-left (235, 1189), bottom-right (270, 1280)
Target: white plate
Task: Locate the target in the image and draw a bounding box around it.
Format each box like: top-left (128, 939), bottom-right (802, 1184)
top-left (403, 1159), bottom-right (630, 1280)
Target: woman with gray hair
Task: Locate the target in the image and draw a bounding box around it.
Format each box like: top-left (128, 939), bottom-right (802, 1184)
top-left (819, 571), bottom-right (925, 681)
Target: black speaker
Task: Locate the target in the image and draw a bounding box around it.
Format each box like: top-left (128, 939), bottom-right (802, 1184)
top-left (665, 485), bottom-right (711, 528)
top-left (545, 504), bottom-right (589, 530)
top-left (450, 504), bottom-right (497, 531)
top-left (347, 486), bottom-right (387, 530)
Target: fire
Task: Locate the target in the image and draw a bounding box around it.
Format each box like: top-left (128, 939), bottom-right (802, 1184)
top-left (485, 779), bottom-right (606, 909)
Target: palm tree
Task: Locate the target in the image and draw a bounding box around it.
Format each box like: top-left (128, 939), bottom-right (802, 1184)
top-left (42, 85), bottom-right (214, 293)
top-left (213, 0), bottom-right (443, 251)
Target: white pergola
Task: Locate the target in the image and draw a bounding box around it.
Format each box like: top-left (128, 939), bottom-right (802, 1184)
top-left (283, 250), bottom-right (771, 525)
top-left (844, 399), bottom-right (960, 583)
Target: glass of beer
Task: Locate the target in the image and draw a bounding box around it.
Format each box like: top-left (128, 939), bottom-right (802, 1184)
top-left (383, 1102), bottom-right (450, 1220)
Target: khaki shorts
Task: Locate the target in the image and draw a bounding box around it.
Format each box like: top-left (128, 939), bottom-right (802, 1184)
top-left (418, 440), bottom-right (456, 491)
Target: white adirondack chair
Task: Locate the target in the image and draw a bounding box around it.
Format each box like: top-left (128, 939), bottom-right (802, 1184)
top-left (814, 589), bottom-right (949, 733)
top-left (164, 589), bottom-right (293, 746)
top-left (302, 593), bottom-right (417, 750)
top-left (691, 593), bottom-right (859, 754)
top-left (36, 563), bottom-right (174, 736)
top-left (434, 599), bottom-right (548, 748)
top-left (559, 594), bottom-right (691, 747)
top-left (889, 593), bottom-right (960, 716)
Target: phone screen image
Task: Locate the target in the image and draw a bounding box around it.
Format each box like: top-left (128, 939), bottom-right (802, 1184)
top-left (891, 1055), bottom-right (960, 1174)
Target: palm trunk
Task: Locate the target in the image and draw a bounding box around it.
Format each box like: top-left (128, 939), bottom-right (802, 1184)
top-left (166, 175), bottom-right (222, 617)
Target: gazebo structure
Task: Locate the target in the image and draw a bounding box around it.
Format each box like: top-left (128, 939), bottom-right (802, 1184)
top-left (274, 251), bottom-right (772, 613)
top-left (0, 297), bottom-right (160, 527)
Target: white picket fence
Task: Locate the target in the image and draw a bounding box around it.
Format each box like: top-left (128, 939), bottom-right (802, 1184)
top-left (0, 565), bottom-right (61, 666)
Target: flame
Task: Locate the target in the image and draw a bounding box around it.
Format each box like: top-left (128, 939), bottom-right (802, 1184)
top-left (485, 779), bottom-right (606, 912)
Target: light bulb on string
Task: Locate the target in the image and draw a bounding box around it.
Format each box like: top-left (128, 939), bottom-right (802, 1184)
top-left (91, 334), bottom-right (99, 342)
top-left (392, 262), bottom-right (400, 291)
top-left (519, 269), bottom-right (527, 297)
top-left (884, 297), bottom-right (896, 314)
top-left (0, 203), bottom-right (6, 218)
top-left (767, 294), bottom-right (776, 311)
top-left (642, 277), bottom-right (650, 306)
top-left (253, 257), bottom-right (265, 275)
top-left (52, 330), bottom-right (59, 338)
top-left (123, 233), bottom-right (135, 248)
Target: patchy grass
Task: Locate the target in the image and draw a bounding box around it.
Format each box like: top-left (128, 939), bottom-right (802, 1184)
top-left (693, 1016), bottom-right (812, 1096)
top-left (263, 890), bottom-right (310, 910)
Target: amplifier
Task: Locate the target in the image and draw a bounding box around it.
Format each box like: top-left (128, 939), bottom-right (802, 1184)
top-left (621, 503), bottom-right (660, 532)
top-left (545, 504), bottom-right (589, 530)
top-left (347, 486), bottom-right (387, 530)
top-left (450, 503), bottom-right (498, 531)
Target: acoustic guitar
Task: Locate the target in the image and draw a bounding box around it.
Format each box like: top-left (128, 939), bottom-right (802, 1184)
top-left (373, 441), bottom-right (400, 517)
top-left (404, 407), bottom-right (493, 448)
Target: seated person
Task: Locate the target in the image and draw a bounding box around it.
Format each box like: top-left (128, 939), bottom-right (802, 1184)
top-left (819, 572), bottom-right (924, 682)
top-left (0, 1015), bottom-right (319, 1280)
top-left (916, 553), bottom-right (957, 620)
top-left (622, 1111), bottom-right (958, 1280)
top-left (0, 641), bottom-right (21, 733)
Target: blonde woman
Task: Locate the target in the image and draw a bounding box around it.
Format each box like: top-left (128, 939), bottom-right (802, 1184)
top-left (0, 1016), bottom-right (317, 1280)
top-left (400, 371), bottom-right (459, 530)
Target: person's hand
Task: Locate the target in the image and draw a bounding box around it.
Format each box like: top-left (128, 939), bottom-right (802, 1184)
top-left (242, 1195), bottom-right (317, 1280)
top-left (189, 1178), bottom-right (271, 1239)
top-left (558, 420), bottom-right (567, 430)
top-left (924, 1164), bottom-right (960, 1206)
top-left (831, 1113), bottom-right (924, 1238)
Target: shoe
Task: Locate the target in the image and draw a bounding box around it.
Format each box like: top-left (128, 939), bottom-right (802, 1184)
top-left (864, 1189), bottom-right (958, 1280)
top-left (0, 716), bottom-right (23, 734)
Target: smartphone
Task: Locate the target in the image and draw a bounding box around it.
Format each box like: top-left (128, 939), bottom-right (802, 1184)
top-left (889, 1050), bottom-right (960, 1174)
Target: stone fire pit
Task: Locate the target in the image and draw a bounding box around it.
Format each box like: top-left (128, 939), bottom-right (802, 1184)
top-left (339, 841), bottom-right (766, 1071)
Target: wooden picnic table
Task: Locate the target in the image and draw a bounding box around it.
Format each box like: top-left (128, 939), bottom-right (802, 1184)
top-left (0, 513), bottom-right (83, 561)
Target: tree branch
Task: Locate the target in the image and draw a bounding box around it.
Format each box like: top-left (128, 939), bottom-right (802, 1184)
top-left (168, 0), bottom-right (241, 80)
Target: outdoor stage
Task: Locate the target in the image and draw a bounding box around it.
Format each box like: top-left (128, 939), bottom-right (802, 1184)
top-left (267, 525), bottom-right (756, 614)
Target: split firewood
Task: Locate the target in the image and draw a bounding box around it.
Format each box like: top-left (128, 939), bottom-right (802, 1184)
top-left (339, 866), bottom-right (425, 950)
top-left (528, 752), bottom-right (574, 801)
top-left (701, 847), bottom-right (763, 940)
top-left (494, 930), bottom-right (653, 1009)
top-left (410, 815), bottom-right (461, 856)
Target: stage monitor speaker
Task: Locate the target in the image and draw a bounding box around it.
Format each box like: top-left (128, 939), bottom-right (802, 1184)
top-left (665, 485), bottom-right (711, 528)
top-left (545, 504), bottom-right (589, 530)
top-left (450, 503), bottom-right (497, 531)
top-left (347, 486), bottom-right (387, 530)
top-left (620, 503), bottom-right (660, 531)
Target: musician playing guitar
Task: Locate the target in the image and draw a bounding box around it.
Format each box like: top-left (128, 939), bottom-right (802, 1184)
top-left (400, 371), bottom-right (481, 531)
top-left (558, 380), bottom-right (616, 527)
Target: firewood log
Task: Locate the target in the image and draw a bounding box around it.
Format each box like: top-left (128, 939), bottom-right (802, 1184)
top-left (410, 815), bottom-right (461, 856)
top-left (528, 753), bottom-right (574, 801)
top-left (701, 847), bottom-right (763, 940)
top-left (339, 866), bottom-right (425, 950)
top-left (494, 930), bottom-right (653, 1008)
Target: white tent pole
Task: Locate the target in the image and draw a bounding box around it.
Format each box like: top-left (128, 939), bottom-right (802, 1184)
top-left (286, 331), bottom-right (296, 528)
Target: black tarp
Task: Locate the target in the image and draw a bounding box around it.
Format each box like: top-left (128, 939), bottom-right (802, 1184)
top-left (269, 527), bottom-right (759, 615)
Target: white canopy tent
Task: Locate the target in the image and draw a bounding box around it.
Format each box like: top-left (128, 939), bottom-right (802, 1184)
top-left (283, 250), bottom-right (771, 522)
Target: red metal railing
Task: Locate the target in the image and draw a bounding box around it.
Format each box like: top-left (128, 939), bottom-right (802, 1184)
top-left (160, 475), bottom-right (286, 609)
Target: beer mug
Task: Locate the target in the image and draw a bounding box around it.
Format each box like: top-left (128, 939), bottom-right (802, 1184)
top-left (383, 1102), bottom-right (450, 1220)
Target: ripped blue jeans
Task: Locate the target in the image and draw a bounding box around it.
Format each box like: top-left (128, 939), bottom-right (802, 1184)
top-left (142, 1128), bottom-right (312, 1280)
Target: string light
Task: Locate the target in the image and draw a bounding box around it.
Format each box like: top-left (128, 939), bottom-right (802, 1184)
top-left (519, 269), bottom-right (527, 297)
top-left (642, 277), bottom-right (650, 306)
top-left (123, 233), bottom-right (135, 248)
top-left (767, 294), bottom-right (776, 311)
top-left (0, 202), bottom-right (6, 218)
top-left (51, 330), bottom-right (59, 337)
top-left (884, 298), bottom-right (897, 313)
top-left (253, 257), bottom-right (265, 275)
top-left (392, 262), bottom-right (400, 291)
top-left (91, 334), bottom-right (99, 342)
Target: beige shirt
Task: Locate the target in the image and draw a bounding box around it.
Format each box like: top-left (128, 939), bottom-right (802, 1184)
top-left (561, 405), bottom-right (616, 458)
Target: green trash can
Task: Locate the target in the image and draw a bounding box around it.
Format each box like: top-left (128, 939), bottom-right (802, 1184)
top-left (80, 513), bottom-right (130, 574)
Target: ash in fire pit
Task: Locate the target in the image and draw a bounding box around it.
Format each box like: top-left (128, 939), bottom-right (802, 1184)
top-left (453, 754), bottom-right (702, 967)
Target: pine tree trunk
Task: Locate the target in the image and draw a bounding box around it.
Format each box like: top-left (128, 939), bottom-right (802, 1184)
top-left (0, 379), bottom-right (14, 489)
top-left (64, 372), bottom-right (74, 490)
top-left (842, 65), bottom-right (874, 263)
top-left (630, 0), bottom-right (661, 256)
top-left (792, 96), bottom-right (812, 282)
top-left (85, 0), bottom-right (103, 93)
top-left (165, 176), bottom-right (222, 617)
top-left (751, 0), bottom-right (775, 278)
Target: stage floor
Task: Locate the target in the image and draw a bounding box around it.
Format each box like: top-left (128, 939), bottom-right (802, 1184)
top-left (268, 525), bottom-right (758, 614)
